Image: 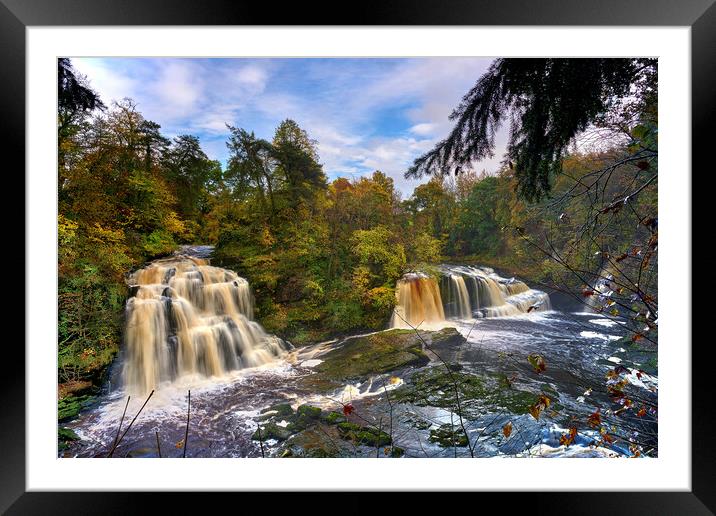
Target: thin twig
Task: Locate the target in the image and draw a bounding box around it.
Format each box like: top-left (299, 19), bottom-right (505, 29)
top-left (108, 390), bottom-right (154, 457)
top-left (107, 395), bottom-right (130, 457)
top-left (183, 390), bottom-right (190, 458)
top-left (155, 431), bottom-right (162, 458)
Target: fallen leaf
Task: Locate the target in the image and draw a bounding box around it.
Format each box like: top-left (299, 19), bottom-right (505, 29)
top-left (502, 421), bottom-right (513, 438)
top-left (587, 409), bottom-right (601, 428)
top-left (342, 403), bottom-right (354, 417)
top-left (529, 394), bottom-right (551, 420)
top-left (559, 427), bottom-right (577, 447)
top-left (527, 354), bottom-right (547, 374)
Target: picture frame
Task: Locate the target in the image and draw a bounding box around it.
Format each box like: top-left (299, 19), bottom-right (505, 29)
top-left (5, 0), bottom-right (712, 511)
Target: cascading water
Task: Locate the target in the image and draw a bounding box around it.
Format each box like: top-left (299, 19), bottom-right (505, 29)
top-left (122, 254), bottom-right (288, 394)
top-left (440, 265), bottom-right (550, 318)
top-left (444, 275), bottom-right (472, 319)
top-left (391, 265), bottom-right (551, 328)
top-left (390, 273), bottom-right (445, 328)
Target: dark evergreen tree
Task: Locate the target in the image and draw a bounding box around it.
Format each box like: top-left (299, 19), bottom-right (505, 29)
top-left (406, 58), bottom-right (657, 201)
top-left (58, 58), bottom-right (105, 135)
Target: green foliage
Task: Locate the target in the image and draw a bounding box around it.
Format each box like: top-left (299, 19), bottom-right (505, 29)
top-left (454, 176), bottom-right (502, 256)
top-left (410, 232), bottom-right (443, 265)
top-left (350, 225), bottom-right (406, 286)
top-left (142, 229), bottom-right (177, 257)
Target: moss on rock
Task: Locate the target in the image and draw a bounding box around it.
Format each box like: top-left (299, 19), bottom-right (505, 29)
top-left (311, 329), bottom-right (432, 381)
top-left (390, 446), bottom-right (405, 457)
top-left (337, 421), bottom-right (391, 447)
top-left (58, 394), bottom-right (96, 422)
top-left (322, 411), bottom-right (346, 425)
top-left (392, 366), bottom-right (539, 417)
top-left (296, 404), bottom-right (322, 419)
top-left (429, 424), bottom-right (469, 447)
top-left (252, 422), bottom-right (293, 442)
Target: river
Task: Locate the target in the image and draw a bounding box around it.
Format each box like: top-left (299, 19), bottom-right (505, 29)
top-left (61, 248), bottom-right (657, 458)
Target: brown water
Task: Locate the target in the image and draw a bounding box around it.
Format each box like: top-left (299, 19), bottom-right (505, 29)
top-left (390, 273), bottom-right (445, 328)
top-left (123, 255), bottom-right (288, 394)
top-left (392, 265), bottom-right (551, 328)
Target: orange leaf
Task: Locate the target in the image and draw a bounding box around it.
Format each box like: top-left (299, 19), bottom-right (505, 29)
top-left (559, 427), bottom-right (577, 447)
top-left (529, 394), bottom-right (551, 420)
top-left (587, 409), bottom-right (601, 428)
top-left (502, 421), bottom-right (513, 438)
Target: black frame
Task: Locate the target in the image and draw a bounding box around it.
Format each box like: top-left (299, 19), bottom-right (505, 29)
top-left (4, 0), bottom-right (712, 513)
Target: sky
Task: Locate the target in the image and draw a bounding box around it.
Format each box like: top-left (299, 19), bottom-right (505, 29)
top-left (71, 57), bottom-right (508, 197)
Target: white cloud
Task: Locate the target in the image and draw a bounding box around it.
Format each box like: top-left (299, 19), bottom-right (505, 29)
top-left (149, 61), bottom-right (204, 115)
top-left (409, 123), bottom-right (436, 136)
top-left (234, 65), bottom-right (268, 89)
top-left (71, 58), bottom-right (139, 106)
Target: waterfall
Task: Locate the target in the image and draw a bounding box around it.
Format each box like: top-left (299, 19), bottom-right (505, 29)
top-left (442, 275), bottom-right (472, 319)
top-left (122, 255), bottom-right (288, 394)
top-left (390, 273), bottom-right (446, 329)
top-left (391, 265), bottom-right (551, 328)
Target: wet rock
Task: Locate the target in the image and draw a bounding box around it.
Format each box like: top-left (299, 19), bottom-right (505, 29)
top-left (252, 422), bottom-right (293, 442)
top-left (322, 411), bottom-right (346, 425)
top-left (312, 329), bottom-right (431, 383)
top-left (392, 366), bottom-right (538, 418)
top-left (296, 404), bottom-right (322, 419)
top-left (124, 447), bottom-right (157, 458)
top-left (337, 421), bottom-right (391, 447)
top-left (390, 446), bottom-right (405, 458)
top-left (428, 327), bottom-right (465, 353)
top-left (278, 426), bottom-right (351, 458)
top-left (429, 424), bottom-right (469, 447)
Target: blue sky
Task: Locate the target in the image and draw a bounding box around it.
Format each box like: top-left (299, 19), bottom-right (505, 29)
top-left (72, 57), bottom-right (508, 196)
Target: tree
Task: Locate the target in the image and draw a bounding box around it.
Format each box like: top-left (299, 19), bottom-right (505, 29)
top-left (454, 176), bottom-right (502, 256)
top-left (272, 119), bottom-right (327, 205)
top-left (139, 120), bottom-right (170, 173)
top-left (406, 58), bottom-right (657, 201)
top-left (225, 126), bottom-right (279, 214)
top-left (163, 135), bottom-right (221, 218)
top-left (58, 58), bottom-right (105, 139)
top-left (405, 177), bottom-right (455, 239)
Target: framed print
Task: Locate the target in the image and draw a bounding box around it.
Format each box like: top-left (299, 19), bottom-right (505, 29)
top-left (5, 0), bottom-right (714, 512)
